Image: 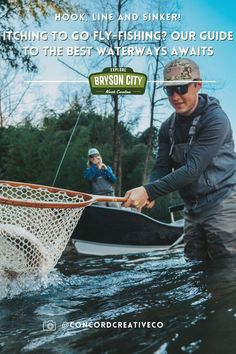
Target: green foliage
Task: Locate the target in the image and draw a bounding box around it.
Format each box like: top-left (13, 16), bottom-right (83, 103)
top-left (0, 0), bottom-right (76, 71)
top-left (0, 99), bottom-right (182, 221)
top-left (138, 126), bottom-right (159, 157)
top-left (8, 1), bottom-right (75, 22)
top-left (0, 122), bottom-right (43, 181)
top-left (122, 143), bottom-right (147, 191)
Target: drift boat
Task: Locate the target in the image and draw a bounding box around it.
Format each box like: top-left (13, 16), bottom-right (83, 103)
top-left (71, 205), bottom-right (184, 255)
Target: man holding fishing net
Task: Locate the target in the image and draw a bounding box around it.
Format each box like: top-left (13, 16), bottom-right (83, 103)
top-left (123, 58), bottom-right (236, 261)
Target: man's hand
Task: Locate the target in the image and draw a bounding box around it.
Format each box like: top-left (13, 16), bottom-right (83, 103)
top-left (146, 200), bottom-right (155, 209)
top-left (123, 186), bottom-right (151, 209)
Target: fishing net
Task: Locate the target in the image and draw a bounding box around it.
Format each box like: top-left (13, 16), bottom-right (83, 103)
top-left (0, 181), bottom-right (90, 275)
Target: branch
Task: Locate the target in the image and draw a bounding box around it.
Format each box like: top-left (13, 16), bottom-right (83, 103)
top-left (57, 59), bottom-right (88, 79)
top-left (7, 82), bottom-right (31, 118)
top-left (154, 97), bottom-right (168, 105)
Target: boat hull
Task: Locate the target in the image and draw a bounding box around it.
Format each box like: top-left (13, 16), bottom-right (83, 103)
top-left (71, 205), bottom-right (184, 255)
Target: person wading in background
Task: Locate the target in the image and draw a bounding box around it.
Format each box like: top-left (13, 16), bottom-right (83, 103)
top-left (123, 58), bottom-right (236, 261)
top-left (84, 148), bottom-right (118, 207)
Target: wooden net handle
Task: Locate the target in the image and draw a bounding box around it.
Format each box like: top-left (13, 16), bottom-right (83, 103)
top-left (93, 196), bottom-right (127, 203)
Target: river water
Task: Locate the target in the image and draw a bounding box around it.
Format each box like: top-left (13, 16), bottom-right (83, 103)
top-left (1, 244), bottom-right (236, 354)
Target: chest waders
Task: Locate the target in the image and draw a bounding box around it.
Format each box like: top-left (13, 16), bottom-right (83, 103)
top-left (167, 115), bottom-right (236, 260)
top-left (168, 114), bottom-right (201, 165)
top-left (90, 176), bottom-right (115, 196)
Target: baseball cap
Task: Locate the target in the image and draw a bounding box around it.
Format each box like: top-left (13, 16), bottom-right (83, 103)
top-left (88, 148), bottom-right (100, 157)
top-left (163, 58), bottom-right (201, 86)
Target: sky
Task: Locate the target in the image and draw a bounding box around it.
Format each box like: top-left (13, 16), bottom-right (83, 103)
top-left (13, 0), bottom-right (236, 133)
top-left (182, 0), bottom-right (236, 134)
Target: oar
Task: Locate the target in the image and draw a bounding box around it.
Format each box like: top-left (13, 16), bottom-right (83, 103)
top-left (126, 235), bottom-right (185, 264)
top-left (167, 233), bottom-right (184, 250)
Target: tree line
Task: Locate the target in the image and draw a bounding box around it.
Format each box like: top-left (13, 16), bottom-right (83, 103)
top-left (0, 95), bottom-right (181, 221)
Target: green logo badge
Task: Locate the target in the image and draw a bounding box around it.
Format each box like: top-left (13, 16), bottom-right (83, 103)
top-left (89, 67), bottom-right (147, 95)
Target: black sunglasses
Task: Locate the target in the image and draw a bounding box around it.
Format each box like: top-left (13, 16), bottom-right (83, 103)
top-left (163, 82), bottom-right (197, 97)
top-left (89, 154), bottom-right (99, 158)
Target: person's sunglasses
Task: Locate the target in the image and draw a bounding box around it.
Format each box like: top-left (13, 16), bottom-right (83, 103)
top-left (163, 82), bottom-right (197, 97)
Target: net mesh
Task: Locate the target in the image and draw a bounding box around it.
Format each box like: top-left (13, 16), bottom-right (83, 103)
top-left (0, 183), bottom-right (85, 275)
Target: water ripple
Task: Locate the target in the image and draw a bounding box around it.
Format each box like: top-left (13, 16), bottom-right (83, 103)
top-left (1, 248), bottom-right (236, 353)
